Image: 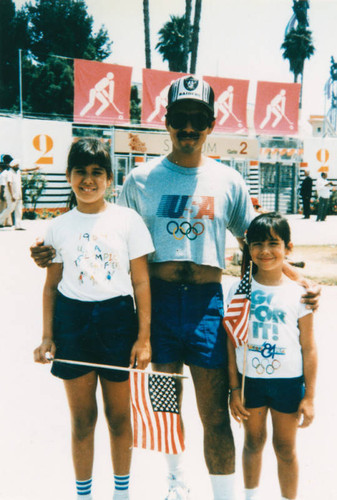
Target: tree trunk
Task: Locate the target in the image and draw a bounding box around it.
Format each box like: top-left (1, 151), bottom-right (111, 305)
top-left (143, 0), bottom-right (151, 68)
top-left (183, 0), bottom-right (192, 73)
top-left (190, 0), bottom-right (202, 74)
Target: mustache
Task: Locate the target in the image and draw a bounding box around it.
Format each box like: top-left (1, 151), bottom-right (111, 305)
top-left (177, 131), bottom-right (200, 140)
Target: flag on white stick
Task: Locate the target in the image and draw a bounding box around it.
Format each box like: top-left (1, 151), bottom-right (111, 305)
top-left (130, 371), bottom-right (185, 454)
top-left (223, 268), bottom-right (252, 348)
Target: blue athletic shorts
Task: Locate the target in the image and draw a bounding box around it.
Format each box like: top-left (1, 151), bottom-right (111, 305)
top-left (51, 293), bottom-right (137, 382)
top-left (240, 375), bottom-right (305, 413)
top-left (150, 278), bottom-right (227, 368)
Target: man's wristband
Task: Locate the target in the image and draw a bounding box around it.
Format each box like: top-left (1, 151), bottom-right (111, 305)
top-left (229, 386), bottom-right (241, 394)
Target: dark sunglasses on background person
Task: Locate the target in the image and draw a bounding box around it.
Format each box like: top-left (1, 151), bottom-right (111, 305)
top-left (166, 112), bottom-right (214, 131)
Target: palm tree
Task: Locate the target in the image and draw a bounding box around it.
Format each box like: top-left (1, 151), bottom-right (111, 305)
top-left (143, 0), bottom-right (151, 68)
top-left (281, 26), bottom-right (315, 107)
top-left (183, 0), bottom-right (192, 73)
top-left (189, 0), bottom-right (202, 74)
top-left (156, 15), bottom-right (187, 72)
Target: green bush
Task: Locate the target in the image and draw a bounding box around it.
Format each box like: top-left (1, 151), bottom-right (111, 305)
top-left (22, 171), bottom-right (47, 216)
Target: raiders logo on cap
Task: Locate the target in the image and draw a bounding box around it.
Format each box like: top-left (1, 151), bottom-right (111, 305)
top-left (167, 76), bottom-right (215, 116)
top-left (183, 76), bottom-right (199, 91)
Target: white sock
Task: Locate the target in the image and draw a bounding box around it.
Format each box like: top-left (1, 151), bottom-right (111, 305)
top-left (210, 473), bottom-right (236, 500)
top-left (245, 487), bottom-right (260, 499)
top-left (165, 452), bottom-right (186, 485)
top-left (112, 491), bottom-right (129, 499)
top-left (280, 497), bottom-right (293, 500)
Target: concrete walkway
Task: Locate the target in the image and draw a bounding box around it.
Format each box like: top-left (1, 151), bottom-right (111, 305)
top-left (0, 218), bottom-right (336, 499)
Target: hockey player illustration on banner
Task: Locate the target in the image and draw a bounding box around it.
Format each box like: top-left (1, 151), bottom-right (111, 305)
top-left (259, 89), bottom-right (294, 130)
top-left (147, 81), bottom-right (175, 122)
top-left (80, 72), bottom-right (123, 117)
top-left (216, 85), bottom-right (243, 128)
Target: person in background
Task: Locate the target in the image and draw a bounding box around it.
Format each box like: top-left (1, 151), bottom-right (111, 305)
top-left (316, 172), bottom-right (334, 222)
top-left (300, 170), bottom-right (312, 219)
top-left (0, 157), bottom-right (39, 230)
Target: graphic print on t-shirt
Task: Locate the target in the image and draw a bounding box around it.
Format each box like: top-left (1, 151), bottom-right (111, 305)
top-left (248, 288), bottom-right (287, 376)
top-left (156, 194), bottom-right (214, 241)
top-left (75, 231), bottom-right (119, 285)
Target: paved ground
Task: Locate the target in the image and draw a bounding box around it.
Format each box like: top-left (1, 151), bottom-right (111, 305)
top-left (0, 216), bottom-right (336, 499)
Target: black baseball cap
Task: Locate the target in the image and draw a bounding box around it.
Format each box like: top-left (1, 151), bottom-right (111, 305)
top-left (167, 76), bottom-right (215, 117)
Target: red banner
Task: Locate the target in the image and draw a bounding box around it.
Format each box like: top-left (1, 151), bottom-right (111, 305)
top-left (73, 59), bottom-right (132, 125)
top-left (204, 76), bottom-right (249, 134)
top-left (254, 81), bottom-right (301, 136)
top-left (141, 68), bottom-right (188, 128)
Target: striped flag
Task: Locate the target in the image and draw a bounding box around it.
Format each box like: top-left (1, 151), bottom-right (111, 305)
top-left (130, 371), bottom-right (185, 455)
top-left (223, 269), bottom-right (252, 348)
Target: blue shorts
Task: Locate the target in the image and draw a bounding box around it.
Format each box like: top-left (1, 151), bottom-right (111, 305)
top-left (51, 293), bottom-right (137, 382)
top-left (241, 375), bottom-right (305, 414)
top-left (150, 278), bottom-right (227, 368)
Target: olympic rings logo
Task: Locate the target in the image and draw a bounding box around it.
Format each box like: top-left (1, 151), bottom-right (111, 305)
top-left (252, 356), bottom-right (281, 375)
top-left (166, 221), bottom-right (205, 240)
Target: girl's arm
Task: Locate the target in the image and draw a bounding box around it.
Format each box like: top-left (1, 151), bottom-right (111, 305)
top-left (129, 255), bottom-right (151, 370)
top-left (227, 337), bottom-right (250, 423)
top-left (298, 312), bottom-right (317, 428)
top-left (33, 263), bottom-right (63, 363)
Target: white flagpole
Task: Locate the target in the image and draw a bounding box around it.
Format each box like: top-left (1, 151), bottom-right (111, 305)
top-left (241, 260), bottom-right (253, 404)
top-left (53, 358), bottom-right (188, 379)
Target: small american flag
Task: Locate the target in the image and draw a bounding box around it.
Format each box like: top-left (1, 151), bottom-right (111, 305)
top-left (130, 371), bottom-right (185, 454)
top-left (223, 269), bottom-right (252, 348)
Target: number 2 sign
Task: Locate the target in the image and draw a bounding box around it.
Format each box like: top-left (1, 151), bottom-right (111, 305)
top-left (32, 134), bottom-right (54, 166)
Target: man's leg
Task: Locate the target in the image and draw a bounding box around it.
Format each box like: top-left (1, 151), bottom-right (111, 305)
top-left (0, 198), bottom-right (14, 225)
top-left (190, 365), bottom-right (235, 499)
top-left (321, 197), bottom-right (329, 221)
top-left (13, 199), bottom-right (23, 229)
top-left (152, 361), bottom-right (190, 499)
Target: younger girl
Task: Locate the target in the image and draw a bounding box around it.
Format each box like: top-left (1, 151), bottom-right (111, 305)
top-left (226, 212), bottom-right (317, 500)
top-left (34, 138), bottom-right (154, 500)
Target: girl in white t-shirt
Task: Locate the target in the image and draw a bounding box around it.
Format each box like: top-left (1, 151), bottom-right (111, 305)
top-left (34, 138), bottom-right (154, 500)
top-left (226, 212), bottom-right (317, 500)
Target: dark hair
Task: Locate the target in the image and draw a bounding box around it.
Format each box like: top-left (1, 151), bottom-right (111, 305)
top-left (67, 138), bottom-right (112, 208)
top-left (67, 137), bottom-right (112, 178)
top-left (241, 212), bottom-right (291, 275)
top-left (2, 154), bottom-right (13, 165)
top-left (246, 212), bottom-right (291, 246)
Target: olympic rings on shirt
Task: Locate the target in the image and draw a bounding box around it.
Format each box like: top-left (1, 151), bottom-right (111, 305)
top-left (166, 221), bottom-right (205, 240)
top-left (252, 356), bottom-right (281, 375)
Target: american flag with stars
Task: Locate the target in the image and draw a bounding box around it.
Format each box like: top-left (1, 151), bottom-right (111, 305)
top-left (130, 371), bottom-right (185, 454)
top-left (223, 268), bottom-right (252, 348)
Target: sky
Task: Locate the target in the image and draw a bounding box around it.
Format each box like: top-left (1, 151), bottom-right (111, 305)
top-left (14, 0), bottom-right (337, 133)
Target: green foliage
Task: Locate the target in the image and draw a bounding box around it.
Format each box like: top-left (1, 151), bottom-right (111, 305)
top-left (0, 0), bottom-right (113, 117)
top-left (21, 171), bottom-right (47, 212)
top-left (156, 15), bottom-right (192, 72)
top-left (0, 0), bottom-right (30, 111)
top-left (281, 26), bottom-right (315, 82)
top-left (26, 0), bottom-right (112, 63)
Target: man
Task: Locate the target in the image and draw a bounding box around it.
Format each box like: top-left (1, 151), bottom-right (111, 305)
top-left (0, 158), bottom-right (39, 230)
top-left (316, 172), bottom-right (334, 222)
top-left (31, 76), bottom-right (320, 500)
top-left (300, 170), bottom-right (313, 219)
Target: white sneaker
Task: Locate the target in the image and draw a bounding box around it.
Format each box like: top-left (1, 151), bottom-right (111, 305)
top-left (165, 481), bottom-right (191, 500)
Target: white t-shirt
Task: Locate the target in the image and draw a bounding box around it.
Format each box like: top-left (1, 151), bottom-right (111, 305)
top-left (10, 168), bottom-right (22, 199)
top-left (45, 203), bottom-right (155, 301)
top-left (226, 277), bottom-right (311, 378)
top-left (0, 169), bottom-right (12, 199)
top-left (316, 176), bottom-right (331, 199)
